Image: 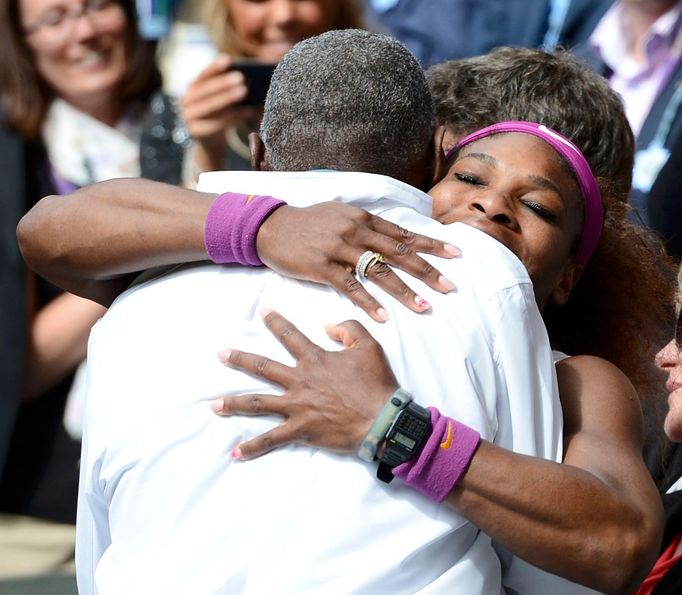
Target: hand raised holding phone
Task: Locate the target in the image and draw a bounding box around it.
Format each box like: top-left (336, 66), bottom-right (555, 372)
top-left (180, 54), bottom-right (275, 174)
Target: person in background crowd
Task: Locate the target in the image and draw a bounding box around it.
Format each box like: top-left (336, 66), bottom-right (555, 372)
top-left (365, 0), bottom-right (613, 67)
top-left (172, 0), bottom-right (365, 183)
top-left (0, 0), bottom-right (181, 577)
top-left (578, 0), bottom-right (682, 257)
top-left (637, 286), bottom-right (682, 594)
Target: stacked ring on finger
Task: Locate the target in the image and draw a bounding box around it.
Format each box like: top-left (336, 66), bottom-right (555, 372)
top-left (355, 250), bottom-right (375, 277)
top-left (355, 251), bottom-right (385, 278)
top-left (365, 252), bottom-right (385, 276)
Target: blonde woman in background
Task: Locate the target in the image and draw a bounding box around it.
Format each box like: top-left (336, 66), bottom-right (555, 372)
top-left (178, 0), bottom-right (366, 180)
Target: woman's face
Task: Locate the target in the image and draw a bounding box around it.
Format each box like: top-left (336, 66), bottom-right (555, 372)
top-left (429, 133), bottom-right (584, 308)
top-left (656, 321), bottom-right (682, 442)
top-left (226, 0), bottom-right (339, 61)
top-left (20, 0), bottom-right (127, 109)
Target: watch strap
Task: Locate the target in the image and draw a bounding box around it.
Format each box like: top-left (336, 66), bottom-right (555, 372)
top-left (357, 388), bottom-right (412, 462)
top-left (377, 462), bottom-right (394, 483)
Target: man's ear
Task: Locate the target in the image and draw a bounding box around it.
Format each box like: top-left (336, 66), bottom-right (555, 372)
top-left (430, 126), bottom-right (447, 187)
top-left (248, 133), bottom-right (269, 171)
top-left (550, 263), bottom-right (583, 306)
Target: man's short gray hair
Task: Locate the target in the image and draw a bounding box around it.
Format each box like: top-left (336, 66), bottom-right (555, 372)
top-left (261, 29), bottom-right (435, 179)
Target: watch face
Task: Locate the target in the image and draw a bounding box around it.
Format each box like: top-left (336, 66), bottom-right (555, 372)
top-left (379, 401), bottom-right (432, 473)
top-left (394, 432), bottom-right (416, 450)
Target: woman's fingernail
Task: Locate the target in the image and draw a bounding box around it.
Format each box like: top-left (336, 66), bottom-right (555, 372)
top-left (414, 296), bottom-right (431, 310)
top-left (376, 307), bottom-right (389, 322)
top-left (444, 244), bottom-right (461, 257)
top-left (439, 276), bottom-right (456, 292)
top-left (218, 349), bottom-right (231, 364)
top-left (260, 308), bottom-right (273, 318)
top-left (210, 398), bottom-right (224, 413)
top-left (231, 447), bottom-right (243, 460)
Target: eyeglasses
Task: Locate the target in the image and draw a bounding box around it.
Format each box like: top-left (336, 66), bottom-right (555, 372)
top-left (23, 0), bottom-right (124, 43)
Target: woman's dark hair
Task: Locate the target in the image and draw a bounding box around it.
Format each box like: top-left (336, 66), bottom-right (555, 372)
top-left (428, 47), bottom-right (678, 403)
top-left (543, 195), bottom-right (677, 403)
top-left (0, 0), bottom-right (161, 139)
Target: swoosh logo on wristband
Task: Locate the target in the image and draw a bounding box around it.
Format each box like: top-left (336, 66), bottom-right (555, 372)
top-left (440, 421), bottom-right (453, 449)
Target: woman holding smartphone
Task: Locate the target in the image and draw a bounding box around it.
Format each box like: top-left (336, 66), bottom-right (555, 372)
top-left (178, 0), bottom-right (365, 180)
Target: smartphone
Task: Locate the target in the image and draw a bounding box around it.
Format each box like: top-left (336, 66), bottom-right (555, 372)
top-left (231, 61), bottom-right (277, 106)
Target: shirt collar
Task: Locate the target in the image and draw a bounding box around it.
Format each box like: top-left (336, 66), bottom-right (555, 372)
top-left (197, 170), bottom-right (434, 216)
top-left (652, 3), bottom-right (682, 42)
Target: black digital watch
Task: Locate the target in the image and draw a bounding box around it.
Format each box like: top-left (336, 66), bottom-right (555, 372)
top-left (377, 401), bottom-right (431, 483)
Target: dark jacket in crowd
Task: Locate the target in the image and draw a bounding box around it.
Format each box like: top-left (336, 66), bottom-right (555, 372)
top-left (636, 59), bottom-right (682, 259)
top-left (0, 94), bottom-right (186, 524)
top-left (645, 438), bottom-right (682, 594)
top-left (367, 0), bottom-right (613, 67)
top-left (576, 49), bottom-right (682, 259)
top-left (0, 117), bottom-right (79, 523)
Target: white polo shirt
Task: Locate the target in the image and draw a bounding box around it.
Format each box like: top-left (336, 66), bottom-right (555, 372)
top-left (76, 171), bottom-right (574, 594)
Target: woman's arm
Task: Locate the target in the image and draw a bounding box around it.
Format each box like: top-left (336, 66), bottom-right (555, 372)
top-left (216, 311), bottom-right (662, 594)
top-left (449, 354), bottom-right (661, 593)
top-left (24, 284), bottom-right (106, 399)
top-left (17, 178), bottom-right (457, 314)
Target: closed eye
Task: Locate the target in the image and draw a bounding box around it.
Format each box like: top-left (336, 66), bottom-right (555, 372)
top-left (454, 172), bottom-right (484, 186)
top-left (523, 200), bottom-right (557, 221)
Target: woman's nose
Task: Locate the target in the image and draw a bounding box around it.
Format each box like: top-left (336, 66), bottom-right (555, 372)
top-left (471, 192), bottom-right (517, 227)
top-left (269, 0), bottom-right (296, 25)
top-left (71, 11), bottom-right (98, 40)
top-left (656, 339), bottom-right (681, 370)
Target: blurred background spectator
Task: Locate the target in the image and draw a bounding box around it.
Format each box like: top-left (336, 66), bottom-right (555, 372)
top-left (161, 0), bottom-right (367, 184)
top-left (0, 0), bottom-right (184, 584)
top-left (365, 0), bottom-right (613, 66)
top-left (576, 0), bottom-right (682, 258)
top-left (639, 274), bottom-right (682, 594)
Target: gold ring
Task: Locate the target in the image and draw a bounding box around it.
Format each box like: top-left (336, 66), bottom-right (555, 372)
top-left (363, 252), bottom-right (385, 277)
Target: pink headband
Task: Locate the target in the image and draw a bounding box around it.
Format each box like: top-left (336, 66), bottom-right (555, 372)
top-left (445, 121), bottom-right (603, 267)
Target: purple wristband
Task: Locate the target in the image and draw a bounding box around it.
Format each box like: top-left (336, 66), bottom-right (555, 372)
top-left (204, 192), bottom-right (287, 266)
top-left (393, 407), bottom-right (480, 503)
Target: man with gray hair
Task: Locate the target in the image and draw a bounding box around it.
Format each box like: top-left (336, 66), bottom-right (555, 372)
top-left (51, 30), bottom-right (561, 593)
top-left (260, 30), bottom-right (434, 180)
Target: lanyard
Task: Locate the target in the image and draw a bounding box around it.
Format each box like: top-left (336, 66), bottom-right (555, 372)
top-left (542, 0), bottom-right (572, 51)
top-left (632, 78), bottom-right (681, 195)
top-left (652, 79), bottom-right (682, 147)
